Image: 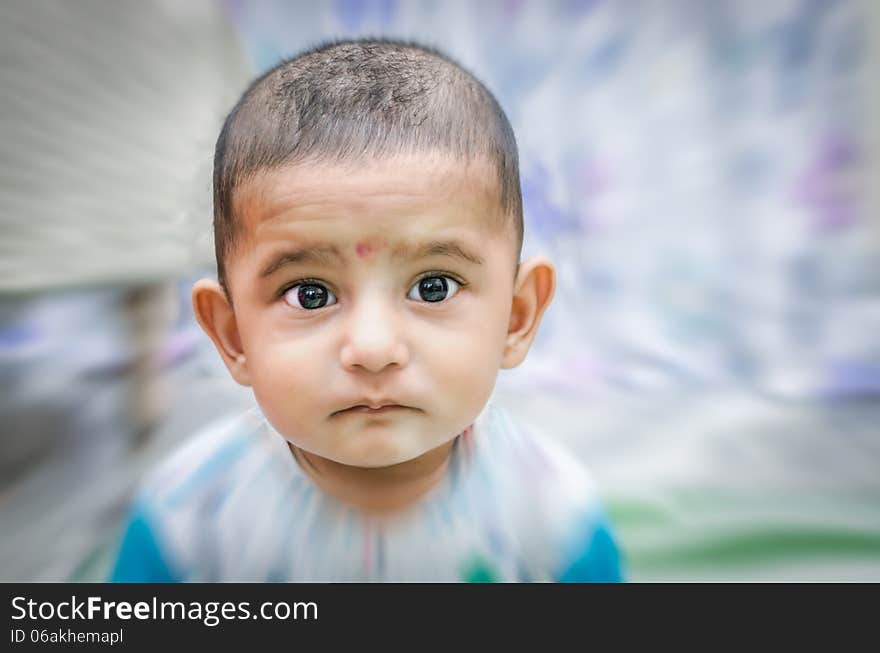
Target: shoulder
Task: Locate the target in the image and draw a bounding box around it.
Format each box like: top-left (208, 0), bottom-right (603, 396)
top-left (137, 408), bottom-right (268, 510)
top-left (478, 402), bottom-right (625, 582)
top-left (479, 402), bottom-right (600, 510)
top-left (109, 408), bottom-right (274, 582)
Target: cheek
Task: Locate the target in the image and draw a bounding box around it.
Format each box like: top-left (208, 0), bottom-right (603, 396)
top-left (420, 310), bottom-right (506, 405)
top-left (246, 336), bottom-right (327, 423)
top-left (242, 309), bottom-right (328, 384)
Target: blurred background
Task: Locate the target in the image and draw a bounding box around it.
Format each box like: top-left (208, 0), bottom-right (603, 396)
top-left (1, 0), bottom-right (878, 582)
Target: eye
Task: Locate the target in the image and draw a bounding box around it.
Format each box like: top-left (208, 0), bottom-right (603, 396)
top-left (407, 275), bottom-right (461, 303)
top-left (283, 283), bottom-right (337, 310)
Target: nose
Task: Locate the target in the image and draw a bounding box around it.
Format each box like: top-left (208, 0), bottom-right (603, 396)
top-left (339, 297), bottom-right (410, 373)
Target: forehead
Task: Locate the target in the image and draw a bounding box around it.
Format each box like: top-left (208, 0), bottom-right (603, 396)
top-left (233, 154), bottom-right (508, 250)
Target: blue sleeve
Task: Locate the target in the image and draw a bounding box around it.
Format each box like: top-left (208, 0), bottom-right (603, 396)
top-left (108, 504), bottom-right (179, 583)
top-left (556, 514), bottom-right (626, 583)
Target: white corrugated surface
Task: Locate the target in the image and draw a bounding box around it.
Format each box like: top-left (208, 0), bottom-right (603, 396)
top-left (0, 0), bottom-right (252, 291)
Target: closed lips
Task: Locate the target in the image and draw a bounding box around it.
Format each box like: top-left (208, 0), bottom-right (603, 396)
top-left (332, 403), bottom-right (412, 416)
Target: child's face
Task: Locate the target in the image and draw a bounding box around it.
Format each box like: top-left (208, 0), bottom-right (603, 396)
top-left (220, 155), bottom-right (519, 468)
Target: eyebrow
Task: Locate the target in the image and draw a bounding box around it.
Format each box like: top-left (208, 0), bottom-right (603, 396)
top-left (395, 240), bottom-right (485, 266)
top-left (259, 239), bottom-right (484, 278)
top-left (259, 245), bottom-right (344, 278)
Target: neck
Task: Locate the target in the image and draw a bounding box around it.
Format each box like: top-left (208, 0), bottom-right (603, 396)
top-left (289, 438), bottom-right (458, 515)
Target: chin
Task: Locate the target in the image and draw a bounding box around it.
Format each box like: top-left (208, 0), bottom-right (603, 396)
top-left (352, 448), bottom-right (419, 469)
top-left (343, 437), bottom-right (431, 468)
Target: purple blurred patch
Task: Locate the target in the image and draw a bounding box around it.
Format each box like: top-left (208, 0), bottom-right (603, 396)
top-left (221, 0), bottom-right (247, 23)
top-left (334, 0), bottom-right (397, 30)
top-left (573, 157), bottom-right (613, 235)
top-left (0, 323), bottom-right (41, 352)
top-left (521, 165), bottom-right (579, 240)
top-left (502, 0), bottom-right (526, 21)
top-left (335, 0), bottom-right (367, 30)
top-left (159, 328), bottom-right (201, 369)
top-left (559, 0), bottom-right (600, 20)
top-left (792, 134), bottom-right (859, 233)
top-left (820, 360), bottom-right (880, 399)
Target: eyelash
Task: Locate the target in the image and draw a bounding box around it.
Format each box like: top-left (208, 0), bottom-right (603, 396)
top-left (277, 277), bottom-right (327, 299)
top-left (277, 272), bottom-right (468, 301)
top-left (414, 270), bottom-right (468, 289)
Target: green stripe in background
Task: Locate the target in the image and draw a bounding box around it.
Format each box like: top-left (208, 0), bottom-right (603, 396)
top-left (605, 489), bottom-right (880, 581)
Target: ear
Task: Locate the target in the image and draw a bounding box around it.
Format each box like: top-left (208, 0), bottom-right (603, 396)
top-left (191, 279), bottom-right (252, 386)
top-left (501, 256), bottom-right (556, 369)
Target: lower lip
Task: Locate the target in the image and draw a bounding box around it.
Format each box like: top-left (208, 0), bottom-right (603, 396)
top-left (337, 405), bottom-right (407, 416)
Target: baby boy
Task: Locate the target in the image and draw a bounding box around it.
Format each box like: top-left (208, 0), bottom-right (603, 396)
top-left (110, 39), bottom-right (623, 582)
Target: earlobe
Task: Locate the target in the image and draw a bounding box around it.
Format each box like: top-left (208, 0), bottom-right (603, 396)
top-left (501, 257), bottom-right (556, 369)
top-left (191, 279), bottom-right (252, 387)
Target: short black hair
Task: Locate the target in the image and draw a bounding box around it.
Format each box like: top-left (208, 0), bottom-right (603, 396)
top-left (213, 38), bottom-right (523, 290)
